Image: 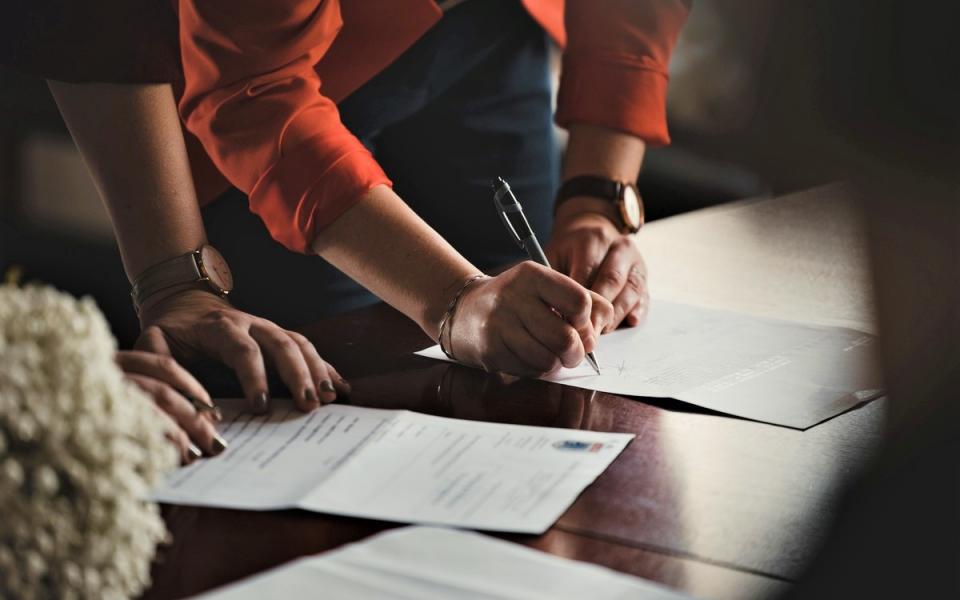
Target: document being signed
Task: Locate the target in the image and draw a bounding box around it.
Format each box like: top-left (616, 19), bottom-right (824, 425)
top-left (417, 300), bottom-right (883, 429)
top-left (153, 402), bottom-right (633, 533)
top-left (195, 526), bottom-right (692, 600)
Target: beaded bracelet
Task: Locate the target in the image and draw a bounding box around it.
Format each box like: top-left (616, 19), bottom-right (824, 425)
top-left (438, 274), bottom-right (487, 360)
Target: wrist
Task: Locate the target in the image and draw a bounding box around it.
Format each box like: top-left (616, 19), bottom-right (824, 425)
top-left (422, 272), bottom-right (487, 341)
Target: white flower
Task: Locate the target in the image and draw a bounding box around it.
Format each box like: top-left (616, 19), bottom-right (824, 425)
top-left (0, 284), bottom-right (177, 599)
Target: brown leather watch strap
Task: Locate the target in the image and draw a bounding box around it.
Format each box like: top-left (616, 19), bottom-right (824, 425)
top-left (555, 175), bottom-right (623, 210)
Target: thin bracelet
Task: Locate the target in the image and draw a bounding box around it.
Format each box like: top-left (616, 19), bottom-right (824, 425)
top-left (438, 274), bottom-right (486, 360)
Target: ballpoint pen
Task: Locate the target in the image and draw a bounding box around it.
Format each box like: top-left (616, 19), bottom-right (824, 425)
top-left (492, 176), bottom-right (601, 375)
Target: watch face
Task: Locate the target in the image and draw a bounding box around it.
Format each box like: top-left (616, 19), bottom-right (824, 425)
top-left (620, 184), bottom-right (644, 232)
top-left (199, 245), bottom-right (234, 294)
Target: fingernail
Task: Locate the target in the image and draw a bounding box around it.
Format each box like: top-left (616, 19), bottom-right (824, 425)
top-left (251, 392), bottom-right (270, 414)
top-left (304, 388), bottom-right (319, 407)
top-left (211, 433), bottom-right (228, 455)
top-left (188, 443), bottom-right (203, 461)
top-left (320, 380), bottom-right (335, 393)
top-left (338, 376), bottom-right (352, 395)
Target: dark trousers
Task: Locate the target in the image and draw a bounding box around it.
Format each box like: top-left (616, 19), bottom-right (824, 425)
top-left (203, 0), bottom-right (558, 329)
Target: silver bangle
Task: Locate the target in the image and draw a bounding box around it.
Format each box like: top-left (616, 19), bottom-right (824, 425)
top-left (438, 274), bottom-right (486, 360)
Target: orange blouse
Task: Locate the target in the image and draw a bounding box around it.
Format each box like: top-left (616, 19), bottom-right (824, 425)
top-left (177, 0), bottom-right (690, 253)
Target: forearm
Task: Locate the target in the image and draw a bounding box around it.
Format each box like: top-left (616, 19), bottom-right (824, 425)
top-left (311, 185), bottom-right (479, 339)
top-left (48, 81), bottom-right (206, 281)
top-left (556, 124), bottom-right (646, 226)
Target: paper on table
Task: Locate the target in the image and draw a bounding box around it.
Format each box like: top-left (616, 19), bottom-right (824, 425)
top-left (416, 300), bottom-right (883, 429)
top-left (153, 402), bottom-right (633, 533)
top-left (193, 526), bottom-right (695, 600)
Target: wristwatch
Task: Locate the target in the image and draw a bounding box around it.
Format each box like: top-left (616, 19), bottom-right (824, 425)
top-left (131, 244), bottom-right (234, 312)
top-left (555, 175), bottom-right (644, 233)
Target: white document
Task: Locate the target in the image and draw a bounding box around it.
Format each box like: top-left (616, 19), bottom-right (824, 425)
top-left (193, 526), bottom-right (694, 600)
top-left (153, 402), bottom-right (633, 533)
top-left (417, 300), bottom-right (882, 429)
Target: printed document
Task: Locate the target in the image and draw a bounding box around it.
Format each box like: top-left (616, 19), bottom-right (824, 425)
top-left (416, 300), bottom-right (882, 429)
top-left (194, 526), bottom-right (694, 600)
top-left (153, 402), bottom-right (633, 533)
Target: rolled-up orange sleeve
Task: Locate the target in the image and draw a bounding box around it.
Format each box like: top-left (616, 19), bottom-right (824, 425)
top-left (178, 0), bottom-right (391, 253)
top-left (555, 0), bottom-right (691, 147)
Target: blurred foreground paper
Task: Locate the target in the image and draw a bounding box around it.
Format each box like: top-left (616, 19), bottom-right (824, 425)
top-left (416, 300), bottom-right (883, 429)
top-left (193, 526), bottom-right (693, 600)
top-left (153, 402), bottom-right (632, 533)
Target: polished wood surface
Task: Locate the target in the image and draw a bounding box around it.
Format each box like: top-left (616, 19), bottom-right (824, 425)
top-left (144, 186), bottom-right (882, 599)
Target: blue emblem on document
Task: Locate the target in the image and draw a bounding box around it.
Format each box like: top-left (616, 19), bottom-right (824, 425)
top-left (553, 440), bottom-right (604, 453)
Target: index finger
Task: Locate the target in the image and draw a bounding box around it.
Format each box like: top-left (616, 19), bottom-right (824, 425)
top-left (213, 322), bottom-right (271, 414)
top-left (590, 239), bottom-right (642, 302)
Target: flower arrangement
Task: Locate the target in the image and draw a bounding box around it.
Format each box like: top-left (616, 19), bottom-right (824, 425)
top-left (0, 284), bottom-right (176, 599)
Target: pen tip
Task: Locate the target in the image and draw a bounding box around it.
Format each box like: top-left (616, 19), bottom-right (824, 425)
top-left (586, 353), bottom-right (601, 375)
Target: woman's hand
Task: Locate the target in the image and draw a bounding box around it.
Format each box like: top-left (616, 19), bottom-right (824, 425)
top-left (546, 211), bottom-right (649, 331)
top-left (136, 289), bottom-right (350, 414)
top-left (117, 350), bottom-right (225, 464)
top-left (447, 262), bottom-right (614, 377)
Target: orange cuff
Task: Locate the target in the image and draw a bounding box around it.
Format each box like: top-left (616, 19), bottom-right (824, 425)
top-left (248, 134), bottom-right (392, 254)
top-left (556, 52), bottom-right (671, 147)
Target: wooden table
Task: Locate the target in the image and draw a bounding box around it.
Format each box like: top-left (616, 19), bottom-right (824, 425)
top-left (144, 185), bottom-right (884, 600)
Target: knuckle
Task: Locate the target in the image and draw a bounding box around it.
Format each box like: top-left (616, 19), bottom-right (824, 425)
top-left (273, 335), bottom-right (298, 353)
top-left (517, 261), bottom-right (538, 275)
top-left (209, 310), bottom-right (236, 328)
top-left (287, 331), bottom-right (310, 346)
top-left (572, 289), bottom-right (591, 313)
top-left (598, 268), bottom-right (624, 288)
top-left (582, 261), bottom-right (601, 277)
top-left (232, 339), bottom-right (261, 360)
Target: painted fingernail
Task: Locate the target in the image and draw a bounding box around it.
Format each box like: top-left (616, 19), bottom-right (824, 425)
top-left (251, 392), bottom-right (270, 414)
top-left (320, 380), bottom-right (335, 393)
top-left (338, 376), bottom-right (352, 394)
top-left (304, 388), bottom-right (319, 407)
top-left (188, 443), bottom-right (203, 461)
top-left (211, 434), bottom-right (228, 455)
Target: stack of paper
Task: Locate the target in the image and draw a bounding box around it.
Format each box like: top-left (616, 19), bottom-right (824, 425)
top-left (193, 526), bottom-right (694, 599)
top-left (153, 402), bottom-right (633, 533)
top-left (416, 300), bottom-right (883, 429)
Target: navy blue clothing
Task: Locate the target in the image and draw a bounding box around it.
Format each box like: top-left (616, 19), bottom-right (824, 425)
top-left (203, 0), bottom-right (558, 328)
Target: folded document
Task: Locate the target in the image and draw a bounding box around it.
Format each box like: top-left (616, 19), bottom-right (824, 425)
top-left (417, 300), bottom-right (883, 429)
top-left (153, 402), bottom-right (632, 534)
